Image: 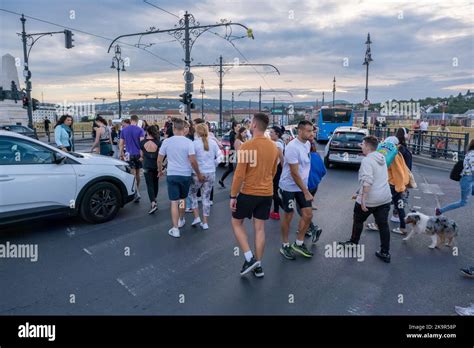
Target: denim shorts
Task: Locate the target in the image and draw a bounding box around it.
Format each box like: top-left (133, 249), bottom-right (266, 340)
top-left (166, 175), bottom-right (192, 201)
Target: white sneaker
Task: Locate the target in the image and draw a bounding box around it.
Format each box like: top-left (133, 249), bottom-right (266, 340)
top-left (200, 222), bottom-right (209, 230)
top-left (185, 208), bottom-right (193, 213)
top-left (192, 217), bottom-right (201, 227)
top-left (197, 197), bottom-right (202, 202)
top-left (168, 227), bottom-right (180, 238)
top-left (390, 215), bottom-right (400, 223)
top-left (392, 227), bottom-right (407, 235)
top-left (210, 201), bottom-right (213, 206)
top-left (178, 218), bottom-right (186, 228)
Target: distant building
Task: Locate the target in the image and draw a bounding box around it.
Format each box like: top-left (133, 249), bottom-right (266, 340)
top-left (33, 103), bottom-right (58, 123)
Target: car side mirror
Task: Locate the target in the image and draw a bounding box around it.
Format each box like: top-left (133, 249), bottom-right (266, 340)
top-left (53, 152), bottom-right (66, 164)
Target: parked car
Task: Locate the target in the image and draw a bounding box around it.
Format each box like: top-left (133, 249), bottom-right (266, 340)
top-left (0, 130), bottom-right (136, 225)
top-left (0, 124), bottom-right (38, 139)
top-left (218, 132), bottom-right (231, 167)
top-left (323, 126), bottom-right (368, 168)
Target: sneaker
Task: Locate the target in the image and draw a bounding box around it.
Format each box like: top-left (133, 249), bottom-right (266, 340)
top-left (338, 240), bottom-right (357, 246)
top-left (460, 267), bottom-right (474, 278)
top-left (367, 223), bottom-right (379, 231)
top-left (270, 212), bottom-right (280, 220)
top-left (218, 180), bottom-right (225, 188)
top-left (279, 245), bottom-right (296, 260)
top-left (148, 202), bottom-right (157, 214)
top-left (240, 257), bottom-right (259, 276)
top-left (200, 222), bottom-right (209, 230)
top-left (197, 197), bottom-right (202, 202)
top-left (291, 242), bottom-right (313, 258)
top-left (134, 193), bottom-right (141, 203)
top-left (390, 215), bottom-right (400, 223)
top-left (312, 227), bottom-right (323, 244)
top-left (178, 218), bottom-right (186, 228)
top-left (375, 250), bottom-right (391, 263)
top-left (168, 227), bottom-right (180, 238)
top-left (392, 227), bottom-right (407, 235)
top-left (191, 217), bottom-right (201, 227)
top-left (253, 265), bottom-right (264, 278)
top-left (435, 208), bottom-right (442, 216)
top-left (210, 201), bottom-right (213, 206)
top-left (185, 208), bottom-right (193, 213)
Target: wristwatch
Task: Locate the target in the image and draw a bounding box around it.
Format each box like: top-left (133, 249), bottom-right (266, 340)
top-left (230, 195), bottom-right (237, 199)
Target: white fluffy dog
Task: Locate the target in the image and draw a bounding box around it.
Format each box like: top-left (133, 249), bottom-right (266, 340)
top-left (403, 211), bottom-right (458, 249)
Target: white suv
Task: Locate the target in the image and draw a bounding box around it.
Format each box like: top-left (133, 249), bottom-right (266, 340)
top-left (0, 130), bottom-right (136, 225)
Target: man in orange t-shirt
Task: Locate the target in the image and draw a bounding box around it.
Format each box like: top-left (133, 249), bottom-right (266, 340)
top-left (230, 113), bottom-right (278, 278)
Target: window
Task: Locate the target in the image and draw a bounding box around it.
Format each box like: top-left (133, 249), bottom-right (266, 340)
top-left (332, 132), bottom-right (365, 142)
top-left (0, 136), bottom-right (55, 165)
top-left (321, 109), bottom-right (352, 123)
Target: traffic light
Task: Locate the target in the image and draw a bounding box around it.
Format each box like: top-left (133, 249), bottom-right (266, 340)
top-left (187, 93), bottom-right (192, 105)
top-left (32, 98), bottom-right (39, 111)
top-left (64, 30), bottom-right (74, 49)
top-left (179, 93), bottom-right (188, 105)
top-left (22, 96), bottom-right (29, 109)
top-left (247, 28), bottom-right (254, 39)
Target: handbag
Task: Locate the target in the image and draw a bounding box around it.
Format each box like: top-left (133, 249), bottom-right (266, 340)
top-left (450, 160), bottom-right (464, 181)
top-left (407, 169), bottom-right (417, 189)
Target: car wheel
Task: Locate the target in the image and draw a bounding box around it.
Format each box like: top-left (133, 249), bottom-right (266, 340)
top-left (324, 155), bottom-right (331, 169)
top-left (79, 182), bottom-right (122, 224)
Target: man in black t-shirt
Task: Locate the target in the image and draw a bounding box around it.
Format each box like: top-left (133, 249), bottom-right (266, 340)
top-left (44, 117), bottom-right (51, 142)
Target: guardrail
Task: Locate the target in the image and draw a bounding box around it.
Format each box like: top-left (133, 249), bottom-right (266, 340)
top-left (369, 126), bottom-right (470, 161)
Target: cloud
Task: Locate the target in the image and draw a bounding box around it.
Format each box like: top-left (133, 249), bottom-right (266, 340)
top-left (1, 0), bottom-right (472, 104)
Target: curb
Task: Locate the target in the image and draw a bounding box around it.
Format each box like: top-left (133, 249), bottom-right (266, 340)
top-left (412, 155), bottom-right (455, 171)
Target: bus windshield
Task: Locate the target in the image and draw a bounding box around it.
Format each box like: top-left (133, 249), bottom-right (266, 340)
top-left (321, 109), bottom-right (352, 123)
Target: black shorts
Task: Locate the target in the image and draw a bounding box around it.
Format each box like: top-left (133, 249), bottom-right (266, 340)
top-left (280, 189), bottom-right (312, 213)
top-left (127, 155), bottom-right (142, 169)
top-left (232, 193), bottom-right (272, 220)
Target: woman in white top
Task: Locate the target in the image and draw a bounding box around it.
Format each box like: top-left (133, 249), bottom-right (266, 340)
top-left (234, 126), bottom-right (247, 151)
top-left (188, 123), bottom-right (223, 229)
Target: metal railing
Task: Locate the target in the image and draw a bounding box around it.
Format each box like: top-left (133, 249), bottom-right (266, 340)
top-left (369, 126), bottom-right (470, 161)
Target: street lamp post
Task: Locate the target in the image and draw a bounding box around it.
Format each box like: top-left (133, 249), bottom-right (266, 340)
top-left (363, 33), bottom-right (373, 129)
top-left (231, 92), bottom-right (234, 120)
top-left (110, 45), bottom-right (126, 119)
top-left (199, 79), bottom-right (205, 119)
top-left (332, 76), bottom-right (336, 107)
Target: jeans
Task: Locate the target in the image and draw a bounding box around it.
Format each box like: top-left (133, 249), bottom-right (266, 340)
top-left (351, 202), bottom-right (391, 253)
top-left (440, 175), bottom-right (474, 213)
top-left (143, 169), bottom-right (159, 203)
top-left (390, 185), bottom-right (406, 229)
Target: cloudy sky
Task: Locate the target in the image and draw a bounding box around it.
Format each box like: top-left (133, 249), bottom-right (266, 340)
top-left (0, 0), bottom-right (473, 105)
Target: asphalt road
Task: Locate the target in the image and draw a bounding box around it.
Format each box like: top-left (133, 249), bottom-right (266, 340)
top-left (0, 149), bottom-right (472, 315)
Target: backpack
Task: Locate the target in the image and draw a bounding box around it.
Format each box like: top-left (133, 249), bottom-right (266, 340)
top-left (450, 160), bottom-right (464, 181)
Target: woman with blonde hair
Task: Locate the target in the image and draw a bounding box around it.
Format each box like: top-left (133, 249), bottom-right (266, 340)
top-left (188, 123), bottom-right (222, 229)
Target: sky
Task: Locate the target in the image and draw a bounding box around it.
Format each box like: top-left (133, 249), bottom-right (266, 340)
top-left (0, 0), bottom-right (473, 105)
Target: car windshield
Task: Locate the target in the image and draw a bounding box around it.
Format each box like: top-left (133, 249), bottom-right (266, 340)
top-left (332, 132), bottom-right (364, 142)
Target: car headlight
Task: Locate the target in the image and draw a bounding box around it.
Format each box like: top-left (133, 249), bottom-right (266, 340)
top-left (116, 165), bottom-right (131, 173)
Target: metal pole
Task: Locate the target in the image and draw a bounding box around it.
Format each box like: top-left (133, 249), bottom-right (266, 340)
top-left (117, 66), bottom-right (122, 119)
top-left (332, 76), bottom-right (336, 107)
top-left (248, 99), bottom-right (251, 118)
top-left (231, 91), bottom-right (234, 120)
top-left (184, 12), bottom-right (191, 121)
top-left (363, 63), bottom-right (369, 128)
top-left (21, 15), bottom-right (33, 128)
top-left (219, 55), bottom-right (223, 134)
top-left (258, 86), bottom-right (262, 111)
top-left (272, 97), bottom-right (275, 126)
top-left (201, 90), bottom-right (204, 118)
top-left (322, 92), bottom-right (325, 105)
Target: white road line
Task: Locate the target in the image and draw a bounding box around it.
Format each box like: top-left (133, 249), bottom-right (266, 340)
top-left (83, 248), bottom-right (92, 255)
top-left (117, 278), bottom-right (137, 297)
top-left (414, 196), bottom-right (421, 199)
top-left (413, 206), bottom-right (422, 209)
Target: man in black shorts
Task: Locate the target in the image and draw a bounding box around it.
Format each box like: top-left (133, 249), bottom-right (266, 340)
top-left (230, 113), bottom-right (279, 278)
top-left (278, 120), bottom-right (315, 259)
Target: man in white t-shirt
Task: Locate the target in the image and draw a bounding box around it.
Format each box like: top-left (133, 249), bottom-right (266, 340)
top-left (420, 119), bottom-right (429, 133)
top-left (278, 120), bottom-right (315, 260)
top-left (158, 118), bottom-right (204, 238)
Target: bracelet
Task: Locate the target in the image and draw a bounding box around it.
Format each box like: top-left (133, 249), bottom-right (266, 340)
top-left (230, 196), bottom-right (237, 199)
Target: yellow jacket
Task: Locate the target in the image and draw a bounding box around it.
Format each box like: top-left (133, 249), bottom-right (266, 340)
top-left (388, 153), bottom-right (410, 193)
